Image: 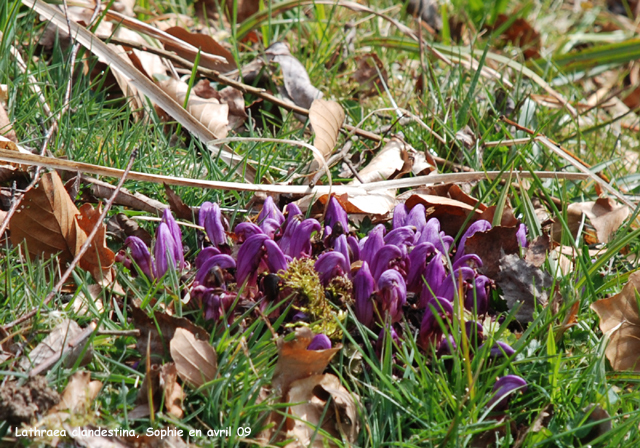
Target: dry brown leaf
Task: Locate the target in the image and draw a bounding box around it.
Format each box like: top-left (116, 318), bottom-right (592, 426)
top-left (525, 235), bottom-right (551, 267)
top-left (71, 284), bottom-right (105, 316)
top-left (76, 203), bottom-right (116, 283)
top-left (50, 370), bottom-right (102, 414)
top-left (464, 226), bottom-right (522, 279)
top-left (107, 213), bottom-right (153, 246)
top-left (157, 77), bottom-right (229, 138)
top-left (132, 305), bottom-right (210, 358)
top-left (272, 327), bottom-right (341, 396)
top-left (493, 14), bottom-right (541, 59)
top-left (164, 26), bottom-right (236, 73)
top-left (169, 328), bottom-right (217, 389)
top-left (10, 171), bottom-right (114, 283)
top-left (405, 194), bottom-right (483, 237)
top-left (0, 101), bottom-right (16, 143)
top-left (161, 362), bottom-right (184, 419)
top-left (192, 80), bottom-right (247, 130)
top-left (497, 254), bottom-right (552, 324)
top-left (285, 374), bottom-right (360, 448)
top-left (18, 319), bottom-right (93, 371)
top-left (165, 184), bottom-right (195, 221)
top-left (552, 198), bottom-right (629, 244)
top-left (353, 53), bottom-right (388, 98)
top-left (129, 364), bottom-right (161, 419)
top-left (309, 99), bottom-right (344, 160)
top-left (591, 271), bottom-right (640, 371)
top-left (352, 138), bottom-right (407, 185)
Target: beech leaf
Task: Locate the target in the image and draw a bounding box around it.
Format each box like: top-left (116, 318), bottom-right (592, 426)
top-left (169, 328), bottom-right (217, 388)
top-left (163, 26), bottom-right (236, 73)
top-left (309, 99), bottom-right (344, 160)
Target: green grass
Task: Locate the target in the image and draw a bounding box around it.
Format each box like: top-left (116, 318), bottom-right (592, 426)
top-left (2, 0), bottom-right (640, 446)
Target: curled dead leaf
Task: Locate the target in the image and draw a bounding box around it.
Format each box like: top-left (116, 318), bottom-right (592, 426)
top-left (169, 328), bottom-right (217, 388)
top-left (405, 193), bottom-right (483, 237)
top-left (591, 271), bottom-right (640, 371)
top-left (464, 226), bottom-right (521, 279)
top-left (552, 198), bottom-right (629, 244)
top-left (309, 99), bottom-right (344, 160)
top-left (164, 26), bottom-right (236, 73)
top-left (161, 363), bottom-right (184, 419)
top-left (50, 370), bottom-right (102, 415)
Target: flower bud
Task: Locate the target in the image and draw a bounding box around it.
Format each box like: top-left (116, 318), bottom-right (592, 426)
top-left (162, 209), bottom-right (185, 271)
top-left (124, 237), bottom-right (154, 279)
top-left (354, 262), bottom-right (375, 328)
top-left (315, 251), bottom-right (348, 285)
top-left (377, 269), bottom-right (407, 323)
top-left (455, 220), bottom-right (491, 261)
top-left (325, 196), bottom-right (349, 235)
top-left (307, 334), bottom-right (332, 350)
top-left (199, 202), bottom-right (228, 246)
top-left (487, 375), bottom-right (527, 412)
top-left (155, 223), bottom-right (178, 278)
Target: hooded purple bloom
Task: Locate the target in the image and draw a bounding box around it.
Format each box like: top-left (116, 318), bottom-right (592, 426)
top-left (155, 222), bottom-right (178, 278)
top-left (392, 204), bottom-right (407, 229)
top-left (482, 341), bottom-right (515, 358)
top-left (377, 269), bottom-right (406, 323)
top-left (284, 202), bottom-right (302, 217)
top-left (236, 234), bottom-right (269, 287)
top-left (278, 214), bottom-right (301, 255)
top-left (125, 236), bottom-right (154, 279)
top-left (452, 254), bottom-right (483, 271)
top-left (315, 251), bottom-right (349, 285)
top-left (347, 236), bottom-right (360, 262)
top-left (260, 218), bottom-right (281, 239)
top-left (195, 254), bottom-right (236, 286)
top-left (354, 262), bottom-right (375, 327)
top-left (436, 267), bottom-right (476, 302)
top-left (419, 297), bottom-right (454, 349)
top-left (418, 254), bottom-right (447, 307)
top-left (195, 247), bottom-right (221, 270)
top-left (406, 204), bottom-right (427, 231)
top-left (325, 196), bottom-right (349, 235)
top-left (234, 222), bottom-right (263, 242)
top-left (370, 245), bottom-right (403, 280)
top-left (516, 223), bottom-right (527, 248)
top-left (287, 219), bottom-right (321, 259)
top-left (407, 242), bottom-right (437, 292)
top-left (455, 220), bottom-right (492, 261)
top-left (334, 235), bottom-right (351, 266)
top-left (308, 334), bottom-right (332, 351)
top-left (385, 226), bottom-right (416, 247)
top-left (258, 196), bottom-right (284, 227)
top-left (487, 375), bottom-right (527, 412)
top-left (360, 225), bottom-right (385, 265)
top-left (436, 335), bottom-right (457, 356)
top-left (203, 290), bottom-right (237, 323)
top-left (162, 209), bottom-right (185, 271)
top-left (200, 202), bottom-right (228, 246)
top-left (264, 239), bottom-right (288, 273)
top-left (465, 275), bottom-right (490, 314)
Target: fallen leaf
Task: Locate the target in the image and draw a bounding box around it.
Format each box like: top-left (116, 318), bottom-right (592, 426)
top-left (525, 235), bottom-right (551, 267)
top-left (352, 138), bottom-right (408, 185)
top-left (0, 100), bottom-right (16, 143)
top-left (129, 364), bottom-right (161, 419)
top-left (76, 203), bottom-right (116, 283)
top-left (131, 305), bottom-right (210, 358)
top-left (194, 0), bottom-right (259, 23)
top-left (164, 184), bottom-right (196, 221)
top-left (157, 76), bottom-right (229, 138)
top-left (9, 171), bottom-right (114, 283)
top-left (0, 376), bottom-right (60, 425)
top-left (50, 370), bottom-right (102, 414)
top-left (107, 213), bottom-right (153, 246)
top-left (285, 374), bottom-right (360, 447)
top-left (405, 194), bottom-right (484, 237)
top-left (298, 192), bottom-right (396, 221)
top-left (266, 42), bottom-right (323, 109)
top-left (497, 254), bottom-right (552, 323)
top-left (352, 53), bottom-right (388, 98)
top-left (161, 363), bottom-right (184, 419)
top-left (591, 271), bottom-right (640, 371)
top-left (71, 283), bottom-right (105, 316)
top-left (169, 328), bottom-right (217, 388)
top-left (464, 226), bottom-right (522, 279)
top-left (556, 198), bottom-right (629, 244)
top-left (493, 14), bottom-right (541, 59)
top-left (164, 26), bottom-right (236, 73)
top-left (191, 80), bottom-right (247, 130)
top-left (18, 319), bottom-right (93, 371)
top-left (272, 327), bottom-right (341, 396)
top-left (309, 99), bottom-right (344, 160)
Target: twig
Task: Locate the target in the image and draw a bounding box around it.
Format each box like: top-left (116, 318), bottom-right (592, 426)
top-left (2, 149), bottom-right (138, 331)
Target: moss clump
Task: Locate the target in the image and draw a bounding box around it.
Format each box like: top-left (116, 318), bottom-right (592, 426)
top-left (279, 258), bottom-right (344, 338)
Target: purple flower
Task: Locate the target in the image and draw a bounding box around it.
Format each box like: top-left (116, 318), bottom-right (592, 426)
top-left (418, 254), bottom-right (447, 307)
top-left (258, 196), bottom-right (284, 228)
top-left (195, 247), bottom-right (221, 269)
top-left (260, 218), bottom-right (281, 239)
top-left (465, 275), bottom-right (490, 314)
top-left (200, 202), bottom-right (228, 246)
top-left (284, 202), bottom-right (302, 217)
top-left (455, 220), bottom-right (491, 261)
top-left (419, 297), bottom-right (453, 349)
top-left (406, 204), bottom-right (427, 231)
top-left (385, 226), bottom-right (416, 247)
top-left (264, 239), bottom-right (288, 273)
top-left (377, 269), bottom-right (406, 323)
top-left (347, 236), bottom-right (360, 262)
top-left (392, 204), bottom-right (407, 229)
top-left (436, 267), bottom-right (476, 302)
top-left (195, 254), bottom-right (236, 286)
top-left (354, 262), bottom-right (375, 327)
top-left (370, 245), bottom-right (403, 280)
top-left (325, 196), bottom-right (348, 235)
top-left (236, 234), bottom-right (269, 287)
top-left (315, 251), bottom-right (349, 285)
top-left (360, 225), bottom-right (385, 265)
top-left (334, 235), bottom-right (351, 266)
top-left (407, 242), bottom-right (437, 292)
top-left (278, 214), bottom-right (301, 255)
top-left (482, 341), bottom-right (515, 358)
top-left (436, 335), bottom-right (457, 356)
top-left (487, 375), bottom-right (527, 412)
top-left (125, 236), bottom-right (154, 279)
top-left (162, 209), bottom-right (185, 270)
top-left (155, 222), bottom-right (178, 278)
top-left (287, 219), bottom-right (321, 259)
top-left (452, 254), bottom-right (482, 271)
top-left (234, 222), bottom-right (263, 242)
top-left (516, 223), bottom-right (527, 248)
top-left (418, 218), bottom-right (453, 253)
top-left (308, 334), bottom-right (332, 350)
